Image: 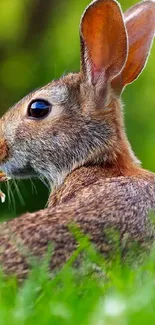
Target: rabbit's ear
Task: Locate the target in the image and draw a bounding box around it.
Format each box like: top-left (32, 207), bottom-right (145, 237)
top-left (80, 0), bottom-right (128, 85)
top-left (113, 1), bottom-right (155, 90)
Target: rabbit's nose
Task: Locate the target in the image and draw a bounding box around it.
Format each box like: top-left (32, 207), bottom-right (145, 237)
top-left (0, 138), bottom-right (8, 162)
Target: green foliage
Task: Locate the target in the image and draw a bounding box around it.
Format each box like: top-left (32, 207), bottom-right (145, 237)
top-left (0, 0), bottom-right (155, 218)
top-left (0, 234), bottom-right (155, 324)
top-left (0, 2), bottom-right (155, 322)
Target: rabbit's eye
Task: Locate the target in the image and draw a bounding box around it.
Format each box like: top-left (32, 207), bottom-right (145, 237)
top-left (28, 100), bottom-right (51, 119)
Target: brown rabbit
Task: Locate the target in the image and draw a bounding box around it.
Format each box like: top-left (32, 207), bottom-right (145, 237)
top-left (0, 0), bottom-right (154, 279)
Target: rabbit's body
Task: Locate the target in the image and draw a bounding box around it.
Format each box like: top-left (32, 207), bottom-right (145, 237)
top-left (0, 166), bottom-right (155, 279)
top-left (0, 0), bottom-right (155, 278)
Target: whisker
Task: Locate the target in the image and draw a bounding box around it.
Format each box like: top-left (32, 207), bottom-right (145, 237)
top-left (39, 175), bottom-right (50, 190)
top-left (13, 179), bottom-right (25, 207)
top-left (29, 178), bottom-right (38, 195)
top-left (2, 164), bottom-right (16, 213)
top-left (6, 179), bottom-right (16, 214)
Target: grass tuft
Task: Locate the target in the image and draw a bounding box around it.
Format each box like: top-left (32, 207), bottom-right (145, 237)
top-left (0, 231), bottom-right (155, 324)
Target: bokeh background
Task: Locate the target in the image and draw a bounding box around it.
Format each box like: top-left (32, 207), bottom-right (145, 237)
top-left (0, 0), bottom-right (155, 220)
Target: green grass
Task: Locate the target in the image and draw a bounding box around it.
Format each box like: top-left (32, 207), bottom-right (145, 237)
top-left (0, 231), bottom-right (155, 325)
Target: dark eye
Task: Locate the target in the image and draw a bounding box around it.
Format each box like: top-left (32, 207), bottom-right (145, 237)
top-left (28, 100), bottom-right (51, 119)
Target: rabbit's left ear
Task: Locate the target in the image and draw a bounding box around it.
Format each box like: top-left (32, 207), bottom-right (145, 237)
top-left (80, 0), bottom-right (128, 86)
top-left (113, 0), bottom-right (155, 91)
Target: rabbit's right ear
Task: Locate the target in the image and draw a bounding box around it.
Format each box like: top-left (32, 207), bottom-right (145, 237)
top-left (80, 0), bottom-right (128, 86)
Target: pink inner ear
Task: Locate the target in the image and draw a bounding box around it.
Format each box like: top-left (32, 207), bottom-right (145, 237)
top-left (80, 0), bottom-right (128, 85)
top-left (92, 62), bottom-right (105, 84)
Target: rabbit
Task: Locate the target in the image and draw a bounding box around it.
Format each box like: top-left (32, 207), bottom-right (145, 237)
top-left (0, 0), bottom-right (154, 279)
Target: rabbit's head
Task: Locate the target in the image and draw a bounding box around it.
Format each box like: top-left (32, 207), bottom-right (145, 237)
top-left (0, 0), bottom-right (154, 186)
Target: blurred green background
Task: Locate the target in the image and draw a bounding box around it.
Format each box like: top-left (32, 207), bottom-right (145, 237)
top-left (0, 0), bottom-right (155, 220)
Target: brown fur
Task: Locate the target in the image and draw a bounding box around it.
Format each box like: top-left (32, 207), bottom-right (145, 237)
top-left (0, 0), bottom-right (154, 279)
top-left (0, 169), bottom-right (155, 280)
top-left (0, 139), bottom-right (8, 162)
